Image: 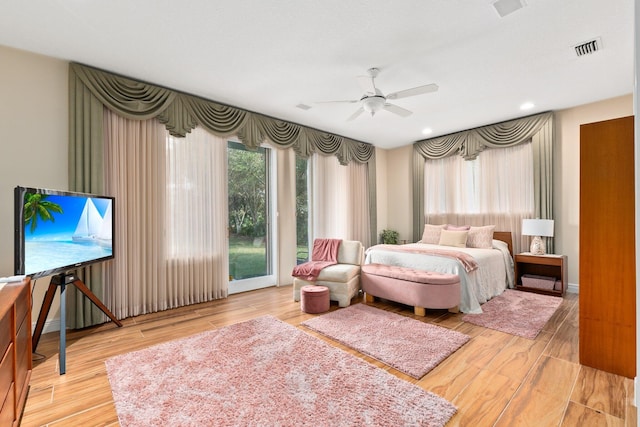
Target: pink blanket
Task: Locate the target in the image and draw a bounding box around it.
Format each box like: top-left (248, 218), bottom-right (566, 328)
top-left (368, 244), bottom-right (479, 272)
top-left (292, 238), bottom-right (341, 281)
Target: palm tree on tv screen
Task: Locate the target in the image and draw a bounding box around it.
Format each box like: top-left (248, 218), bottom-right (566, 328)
top-left (23, 193), bottom-right (63, 233)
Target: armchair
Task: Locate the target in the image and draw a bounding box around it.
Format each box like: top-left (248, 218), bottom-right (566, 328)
top-left (293, 240), bottom-right (364, 307)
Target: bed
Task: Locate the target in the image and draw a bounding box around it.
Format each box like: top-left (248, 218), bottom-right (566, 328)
top-left (364, 229), bottom-right (514, 314)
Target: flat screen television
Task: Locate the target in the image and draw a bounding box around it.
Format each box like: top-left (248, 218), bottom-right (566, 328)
top-left (14, 186), bottom-right (115, 278)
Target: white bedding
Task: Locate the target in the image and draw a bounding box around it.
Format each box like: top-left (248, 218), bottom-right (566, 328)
top-left (364, 239), bottom-right (514, 314)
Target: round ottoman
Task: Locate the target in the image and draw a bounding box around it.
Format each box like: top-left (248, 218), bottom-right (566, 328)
top-left (300, 285), bottom-right (330, 314)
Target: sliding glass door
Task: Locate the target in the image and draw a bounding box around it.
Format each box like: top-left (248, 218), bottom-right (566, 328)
top-left (227, 141), bottom-right (275, 293)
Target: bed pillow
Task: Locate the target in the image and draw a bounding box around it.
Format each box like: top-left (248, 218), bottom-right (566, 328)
top-left (438, 229), bottom-right (469, 248)
top-left (420, 224), bottom-right (446, 244)
top-left (466, 225), bottom-right (495, 248)
top-left (446, 224), bottom-right (470, 231)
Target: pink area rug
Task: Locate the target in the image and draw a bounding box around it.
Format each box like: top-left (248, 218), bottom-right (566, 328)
top-left (105, 316), bottom-right (456, 427)
top-left (301, 304), bottom-right (470, 379)
top-left (462, 289), bottom-right (563, 339)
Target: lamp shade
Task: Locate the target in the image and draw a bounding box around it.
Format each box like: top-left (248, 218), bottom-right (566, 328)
top-left (522, 219), bottom-right (554, 237)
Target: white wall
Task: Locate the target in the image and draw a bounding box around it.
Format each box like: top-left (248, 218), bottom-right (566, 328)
top-left (0, 45), bottom-right (69, 329)
top-left (374, 147), bottom-right (388, 244)
top-left (386, 94), bottom-right (634, 287)
top-left (385, 145), bottom-right (413, 243)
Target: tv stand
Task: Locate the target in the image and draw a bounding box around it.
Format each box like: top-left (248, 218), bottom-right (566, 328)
top-left (32, 272), bottom-right (122, 374)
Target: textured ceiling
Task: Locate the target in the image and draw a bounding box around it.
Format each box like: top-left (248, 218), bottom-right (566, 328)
top-left (0, 0), bottom-right (633, 149)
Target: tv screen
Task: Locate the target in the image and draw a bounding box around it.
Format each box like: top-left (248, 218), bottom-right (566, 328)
top-left (14, 186), bottom-right (115, 278)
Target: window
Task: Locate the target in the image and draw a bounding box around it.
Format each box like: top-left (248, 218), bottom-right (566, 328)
top-left (424, 143), bottom-right (534, 216)
top-left (227, 141), bottom-right (276, 293)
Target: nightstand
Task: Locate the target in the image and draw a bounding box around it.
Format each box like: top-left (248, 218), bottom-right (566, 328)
top-left (514, 253), bottom-right (567, 296)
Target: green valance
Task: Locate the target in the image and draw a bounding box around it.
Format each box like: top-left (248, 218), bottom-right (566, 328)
top-left (72, 63), bottom-right (177, 120)
top-left (413, 111), bottom-right (552, 160)
top-left (69, 62), bottom-right (374, 165)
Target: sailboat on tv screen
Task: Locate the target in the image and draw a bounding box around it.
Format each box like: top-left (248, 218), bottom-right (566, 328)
top-left (96, 200), bottom-right (113, 248)
top-left (72, 198), bottom-right (103, 243)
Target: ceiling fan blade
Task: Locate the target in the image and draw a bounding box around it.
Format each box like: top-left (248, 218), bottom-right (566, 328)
top-left (386, 83), bottom-right (439, 100)
top-left (383, 103), bottom-right (412, 117)
top-left (347, 107), bottom-right (365, 121)
top-left (356, 75), bottom-right (377, 95)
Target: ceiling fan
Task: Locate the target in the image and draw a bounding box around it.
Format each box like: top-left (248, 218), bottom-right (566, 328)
top-left (319, 68), bottom-right (439, 121)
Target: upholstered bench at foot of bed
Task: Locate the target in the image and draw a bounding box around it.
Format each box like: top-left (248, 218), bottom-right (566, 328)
top-left (361, 263), bottom-right (461, 316)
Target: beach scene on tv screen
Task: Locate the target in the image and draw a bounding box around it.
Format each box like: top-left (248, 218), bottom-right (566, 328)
top-left (23, 193), bottom-right (113, 276)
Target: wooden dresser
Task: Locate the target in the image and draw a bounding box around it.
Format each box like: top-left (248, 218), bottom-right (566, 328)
top-left (0, 278), bottom-right (32, 426)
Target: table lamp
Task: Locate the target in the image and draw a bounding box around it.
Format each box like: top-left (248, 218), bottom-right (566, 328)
top-left (522, 219), bottom-right (554, 255)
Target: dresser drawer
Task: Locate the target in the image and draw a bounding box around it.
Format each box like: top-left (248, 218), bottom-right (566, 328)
top-left (0, 343), bottom-right (14, 412)
top-left (17, 326), bottom-right (29, 383)
top-left (0, 310), bottom-right (10, 358)
top-left (0, 382), bottom-right (15, 427)
top-left (15, 283), bottom-right (30, 327)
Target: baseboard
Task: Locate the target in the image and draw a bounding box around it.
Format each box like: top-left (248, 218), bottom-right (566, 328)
top-left (567, 282), bottom-right (579, 294)
top-left (32, 318), bottom-right (60, 335)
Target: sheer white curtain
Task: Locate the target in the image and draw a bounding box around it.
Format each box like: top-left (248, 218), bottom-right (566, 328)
top-left (424, 142), bottom-right (534, 253)
top-left (311, 154), bottom-right (371, 247)
top-left (165, 127), bottom-right (228, 305)
top-left (104, 110), bottom-right (228, 318)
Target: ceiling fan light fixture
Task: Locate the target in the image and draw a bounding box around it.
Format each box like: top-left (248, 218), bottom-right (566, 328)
top-left (321, 69), bottom-right (438, 121)
top-left (362, 96), bottom-right (386, 116)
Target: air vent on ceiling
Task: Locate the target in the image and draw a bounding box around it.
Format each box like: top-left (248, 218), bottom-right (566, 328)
top-left (574, 37), bottom-right (602, 57)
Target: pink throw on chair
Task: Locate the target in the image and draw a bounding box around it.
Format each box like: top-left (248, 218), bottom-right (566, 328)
top-left (291, 238), bottom-right (341, 281)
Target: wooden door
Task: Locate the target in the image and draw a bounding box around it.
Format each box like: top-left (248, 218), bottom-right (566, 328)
top-left (579, 115), bottom-right (636, 378)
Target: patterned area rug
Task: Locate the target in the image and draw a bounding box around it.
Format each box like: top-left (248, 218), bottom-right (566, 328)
top-left (105, 316), bottom-right (456, 427)
top-left (462, 289), bottom-right (563, 339)
top-left (301, 304), bottom-right (470, 379)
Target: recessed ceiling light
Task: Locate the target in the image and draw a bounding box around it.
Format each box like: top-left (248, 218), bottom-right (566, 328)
top-left (520, 102), bottom-right (534, 110)
top-left (422, 128), bottom-right (433, 135)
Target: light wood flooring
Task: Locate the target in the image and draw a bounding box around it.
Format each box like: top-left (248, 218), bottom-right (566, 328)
top-left (21, 286), bottom-right (636, 426)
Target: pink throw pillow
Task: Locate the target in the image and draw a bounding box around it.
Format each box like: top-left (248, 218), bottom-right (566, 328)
top-left (420, 224), bottom-right (446, 244)
top-left (446, 224), bottom-right (471, 231)
top-left (466, 225), bottom-right (495, 249)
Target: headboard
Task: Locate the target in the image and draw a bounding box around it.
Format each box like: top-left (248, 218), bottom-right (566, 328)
top-left (493, 231), bottom-right (513, 257)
